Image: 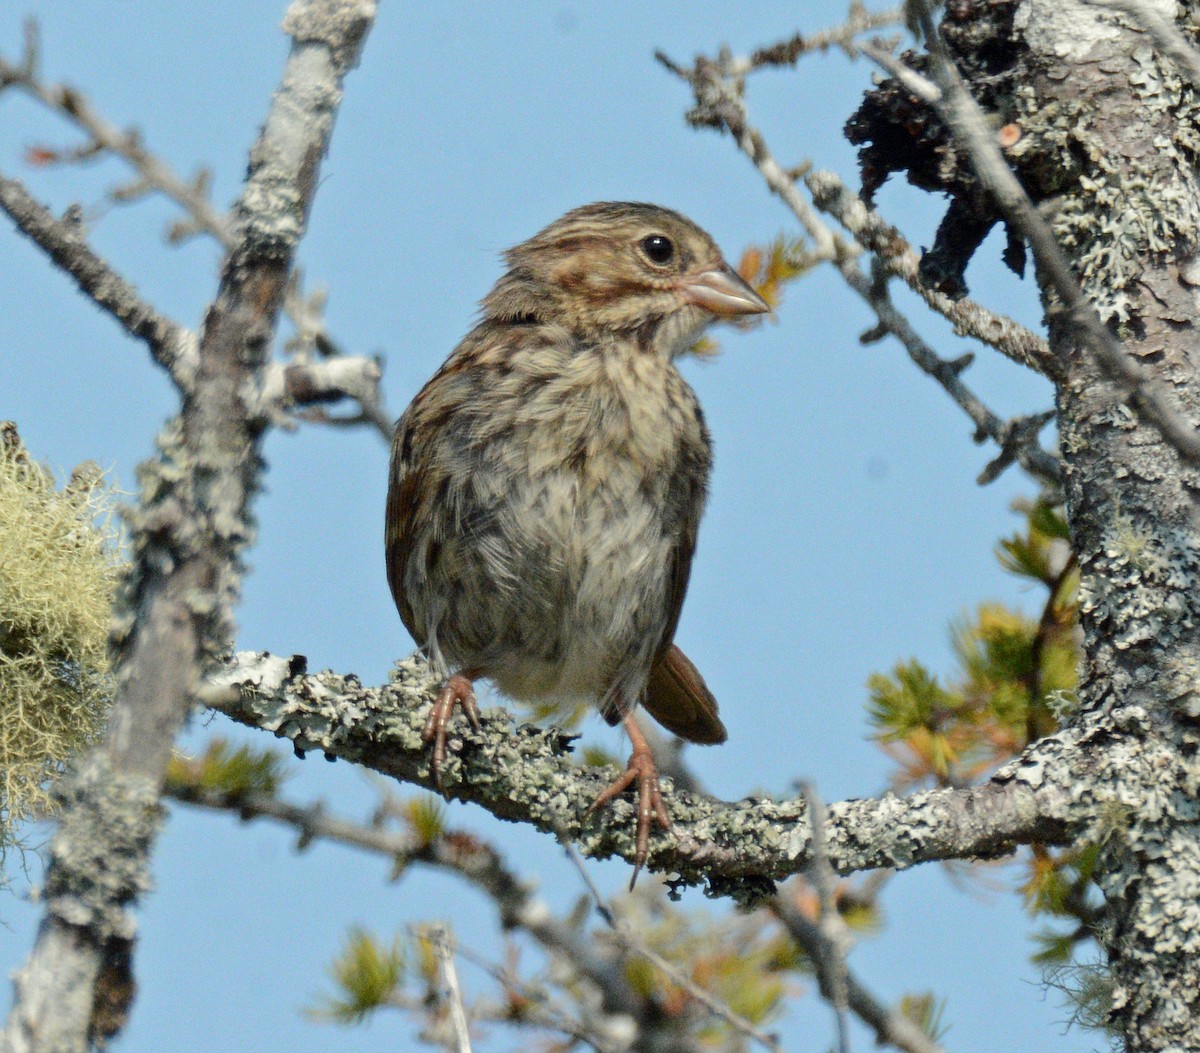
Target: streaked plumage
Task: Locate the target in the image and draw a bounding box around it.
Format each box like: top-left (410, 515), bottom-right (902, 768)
top-left (386, 202), bottom-right (768, 878)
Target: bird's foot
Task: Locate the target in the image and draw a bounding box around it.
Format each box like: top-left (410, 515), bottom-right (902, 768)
top-left (589, 725), bottom-right (671, 888)
top-left (422, 672), bottom-right (481, 789)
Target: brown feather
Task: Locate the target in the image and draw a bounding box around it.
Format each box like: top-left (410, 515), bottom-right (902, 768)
top-left (641, 644), bottom-right (727, 744)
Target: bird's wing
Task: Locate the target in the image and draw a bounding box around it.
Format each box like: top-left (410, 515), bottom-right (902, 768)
top-left (639, 398), bottom-right (726, 746)
top-left (384, 404), bottom-right (428, 639)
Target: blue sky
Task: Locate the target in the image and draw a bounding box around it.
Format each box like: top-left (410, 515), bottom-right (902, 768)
top-left (0, 3), bottom-right (1085, 1051)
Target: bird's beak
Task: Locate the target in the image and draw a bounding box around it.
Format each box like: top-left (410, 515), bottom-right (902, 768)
top-left (680, 266), bottom-right (771, 317)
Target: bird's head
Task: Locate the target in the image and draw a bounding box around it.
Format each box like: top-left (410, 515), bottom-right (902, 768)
top-left (482, 202), bottom-right (769, 357)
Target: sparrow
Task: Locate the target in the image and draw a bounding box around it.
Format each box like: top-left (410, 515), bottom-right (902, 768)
top-left (386, 202), bottom-right (768, 880)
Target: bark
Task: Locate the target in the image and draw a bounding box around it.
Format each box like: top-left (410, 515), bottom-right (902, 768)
top-left (1024, 4), bottom-right (1200, 1046)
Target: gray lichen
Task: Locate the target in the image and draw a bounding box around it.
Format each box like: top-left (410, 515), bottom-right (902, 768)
top-left (206, 650), bottom-right (1083, 900)
top-left (45, 755), bottom-right (162, 940)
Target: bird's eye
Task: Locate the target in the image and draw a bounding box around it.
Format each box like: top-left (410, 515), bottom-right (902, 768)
top-left (640, 234), bottom-right (675, 265)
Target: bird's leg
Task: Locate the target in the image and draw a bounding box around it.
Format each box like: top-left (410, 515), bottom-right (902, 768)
top-left (422, 670), bottom-right (482, 788)
top-left (589, 710), bottom-right (672, 886)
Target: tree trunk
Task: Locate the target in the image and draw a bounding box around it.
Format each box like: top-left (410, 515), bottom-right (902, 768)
top-left (1017, 2), bottom-right (1200, 1047)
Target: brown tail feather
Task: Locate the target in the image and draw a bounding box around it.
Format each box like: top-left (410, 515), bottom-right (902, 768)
top-left (640, 644), bottom-right (727, 745)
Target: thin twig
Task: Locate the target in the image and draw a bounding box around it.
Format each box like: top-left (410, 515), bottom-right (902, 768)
top-left (0, 172), bottom-right (196, 388)
top-left (803, 168), bottom-right (1057, 377)
top-left (862, 20), bottom-right (1200, 464)
top-left (563, 841), bottom-right (790, 1053)
top-left (0, 21), bottom-right (232, 244)
top-left (851, 257), bottom-right (1061, 485)
top-left (769, 896), bottom-right (951, 1053)
top-left (0, 21), bottom-right (393, 441)
top-left (657, 48), bottom-right (1061, 487)
top-left (799, 782), bottom-right (852, 1053)
top-left (726, 6), bottom-right (906, 76)
top-left (405, 927), bottom-right (628, 1053)
top-left (425, 925), bottom-right (473, 1053)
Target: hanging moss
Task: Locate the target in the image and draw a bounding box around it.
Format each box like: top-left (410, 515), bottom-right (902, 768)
top-left (0, 422), bottom-right (120, 853)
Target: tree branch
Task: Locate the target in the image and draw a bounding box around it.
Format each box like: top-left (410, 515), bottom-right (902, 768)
top-left (201, 650), bottom-right (1083, 895)
top-left (0, 19), bottom-right (393, 442)
top-left (0, 3), bottom-right (376, 1050)
top-left (0, 173), bottom-right (197, 387)
top-left (656, 48), bottom-right (1061, 487)
top-left (168, 749), bottom-right (952, 1053)
top-left (0, 19), bottom-right (233, 246)
top-left (860, 28), bottom-right (1200, 464)
top-left (802, 168), bottom-right (1058, 377)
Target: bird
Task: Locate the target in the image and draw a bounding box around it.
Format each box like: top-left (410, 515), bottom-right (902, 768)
top-left (385, 201), bottom-right (769, 880)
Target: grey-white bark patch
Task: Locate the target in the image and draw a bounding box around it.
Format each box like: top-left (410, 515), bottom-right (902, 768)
top-left (1015, 0), bottom-right (1123, 61)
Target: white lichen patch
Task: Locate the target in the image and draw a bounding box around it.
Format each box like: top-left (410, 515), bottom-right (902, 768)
top-left (1015, 0), bottom-right (1123, 62)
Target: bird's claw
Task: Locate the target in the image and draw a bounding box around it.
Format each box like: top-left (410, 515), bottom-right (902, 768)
top-left (589, 744), bottom-right (672, 888)
top-left (423, 673), bottom-right (481, 789)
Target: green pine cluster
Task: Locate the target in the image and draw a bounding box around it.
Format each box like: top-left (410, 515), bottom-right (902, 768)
top-left (868, 494), bottom-right (1078, 788)
top-left (868, 492), bottom-right (1108, 1020)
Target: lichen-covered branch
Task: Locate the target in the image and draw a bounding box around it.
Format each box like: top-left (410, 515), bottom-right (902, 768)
top-left (257, 355), bottom-right (386, 431)
top-left (201, 650), bottom-right (1089, 894)
top-left (0, 173), bottom-right (197, 387)
top-left (0, 3), bottom-right (376, 1051)
top-left (1092, 0), bottom-right (1200, 91)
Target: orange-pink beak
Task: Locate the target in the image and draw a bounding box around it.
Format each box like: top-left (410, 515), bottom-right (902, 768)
top-left (681, 266), bottom-right (770, 317)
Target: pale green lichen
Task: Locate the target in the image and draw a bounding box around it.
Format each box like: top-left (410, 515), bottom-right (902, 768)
top-left (0, 428), bottom-right (121, 853)
top-left (1009, 40), bottom-right (1200, 326)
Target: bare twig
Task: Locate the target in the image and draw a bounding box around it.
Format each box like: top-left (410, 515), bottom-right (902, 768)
top-left (405, 928), bottom-right (633, 1053)
top-left (0, 173), bottom-right (197, 387)
top-left (803, 168), bottom-right (1057, 377)
top-left (0, 21), bottom-right (233, 245)
top-left (799, 783), bottom-right (852, 1053)
top-left (852, 256), bottom-right (1061, 485)
top-left (656, 49), bottom-right (839, 259)
top-left (258, 356), bottom-right (388, 433)
top-left (769, 896), bottom-right (950, 1053)
top-left (563, 842), bottom-right (790, 1053)
top-left (0, 20), bottom-right (393, 440)
top-left (657, 49), bottom-right (1061, 487)
top-left (861, 24), bottom-right (1200, 464)
top-left (424, 925), bottom-right (473, 1053)
top-left (167, 771), bottom-right (651, 1033)
top-left (726, 6), bottom-right (906, 75)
